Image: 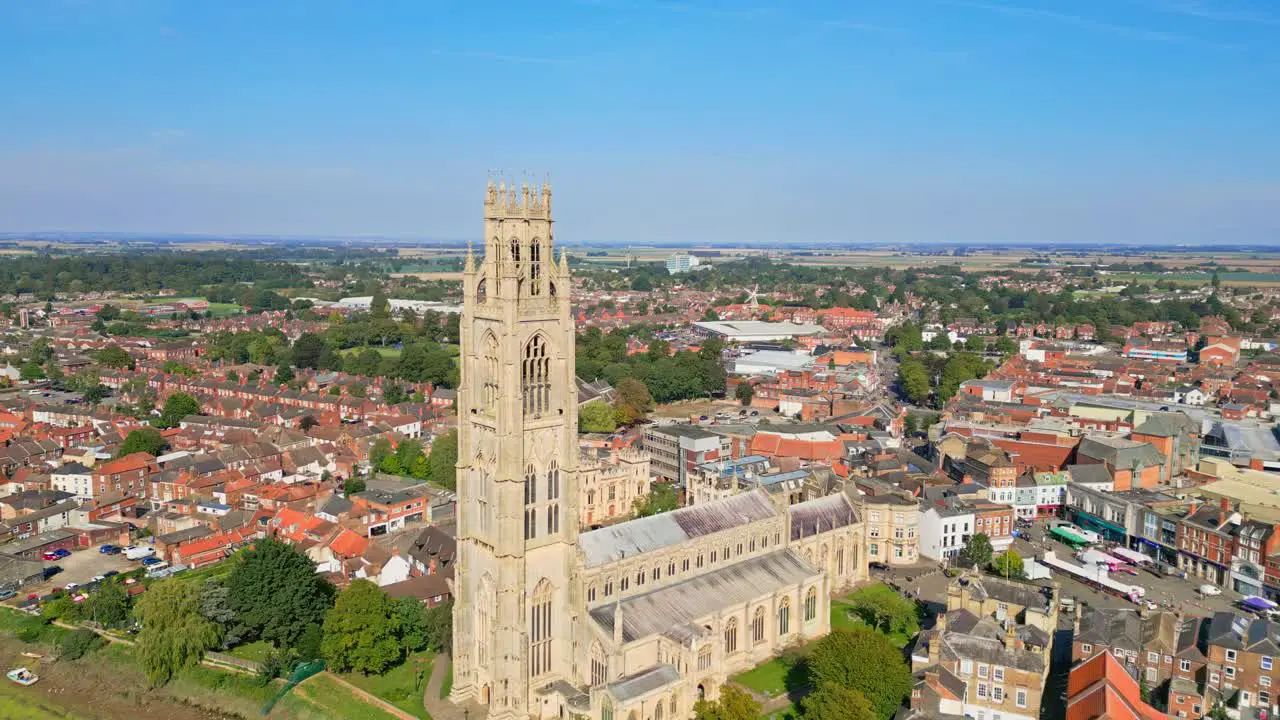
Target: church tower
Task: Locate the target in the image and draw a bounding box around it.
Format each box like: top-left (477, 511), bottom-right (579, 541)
top-left (451, 180), bottom-right (580, 718)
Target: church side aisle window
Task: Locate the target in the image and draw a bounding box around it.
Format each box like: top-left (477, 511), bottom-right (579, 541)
top-left (778, 598), bottom-right (791, 636)
top-left (805, 587), bottom-right (818, 621)
top-left (724, 617), bottom-right (738, 654)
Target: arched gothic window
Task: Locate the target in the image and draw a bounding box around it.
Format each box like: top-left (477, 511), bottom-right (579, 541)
top-left (778, 597), bottom-right (791, 636)
top-left (510, 237), bottom-right (521, 266)
top-left (591, 642), bottom-right (608, 686)
top-left (805, 587), bottom-right (818, 622)
top-left (524, 507), bottom-right (536, 540)
top-left (476, 276), bottom-right (487, 304)
top-left (481, 333), bottom-right (499, 410)
top-left (477, 574), bottom-right (493, 667)
top-left (530, 579), bottom-right (552, 678)
top-left (752, 607), bottom-right (766, 645)
top-left (524, 465), bottom-right (537, 505)
top-left (724, 617), bottom-right (738, 654)
top-left (654, 699), bottom-right (664, 720)
top-left (529, 240), bottom-right (542, 294)
top-left (602, 699), bottom-right (614, 720)
top-left (522, 335), bottom-right (551, 417)
top-left (548, 460), bottom-right (560, 500)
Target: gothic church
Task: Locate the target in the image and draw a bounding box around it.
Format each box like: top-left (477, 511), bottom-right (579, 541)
top-left (451, 182), bottom-right (868, 719)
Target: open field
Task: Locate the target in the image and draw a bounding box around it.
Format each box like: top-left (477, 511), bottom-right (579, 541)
top-left (339, 346), bottom-right (404, 358)
top-left (1104, 271), bottom-right (1280, 287)
top-left (391, 269), bottom-right (468, 280)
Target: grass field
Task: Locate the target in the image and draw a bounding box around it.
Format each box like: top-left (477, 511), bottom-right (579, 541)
top-left (1106, 271), bottom-right (1280, 287)
top-left (733, 656), bottom-right (793, 697)
top-left (341, 651), bottom-right (433, 718)
top-left (284, 673), bottom-right (407, 720)
top-left (225, 639), bottom-right (273, 663)
top-left (0, 684), bottom-right (78, 719)
top-left (339, 346), bottom-right (404, 358)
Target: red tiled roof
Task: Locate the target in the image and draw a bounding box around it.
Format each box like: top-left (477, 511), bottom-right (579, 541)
top-left (327, 528), bottom-right (369, 558)
top-left (96, 452), bottom-right (156, 475)
top-left (1067, 651), bottom-right (1168, 720)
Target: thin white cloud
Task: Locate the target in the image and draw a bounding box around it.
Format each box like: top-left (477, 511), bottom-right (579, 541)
top-left (941, 0), bottom-right (1243, 50)
top-left (427, 49), bottom-right (569, 65)
top-left (1133, 0), bottom-right (1280, 26)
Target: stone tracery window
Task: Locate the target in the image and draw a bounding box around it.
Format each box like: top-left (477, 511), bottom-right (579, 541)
top-left (778, 597), bottom-right (791, 636)
top-left (530, 579), bottom-right (552, 678)
top-left (805, 587), bottom-right (818, 621)
top-left (481, 332), bottom-right (499, 409)
top-left (522, 334), bottom-right (552, 417)
top-left (752, 606), bottom-right (766, 645)
top-left (724, 617), bottom-right (739, 654)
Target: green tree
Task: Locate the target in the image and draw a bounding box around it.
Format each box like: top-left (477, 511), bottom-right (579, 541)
top-left (86, 580), bottom-right (131, 629)
top-left (392, 596), bottom-right (430, 653)
top-left (633, 483), bottom-right (680, 518)
top-left (995, 336), bottom-right (1017, 356)
top-left (614, 377), bottom-right (653, 424)
top-left (991, 550), bottom-right (1025, 580)
top-left (322, 580), bottom-right (403, 675)
top-left (579, 400), bottom-right (618, 433)
top-left (344, 475), bottom-right (368, 497)
top-left (427, 429), bottom-right (458, 490)
top-left (19, 361), bottom-right (45, 381)
top-left (275, 362), bottom-right (295, 385)
top-left (806, 627), bottom-right (912, 720)
top-left (845, 584), bottom-right (919, 637)
top-left (423, 599), bottom-right (453, 653)
top-left (291, 333), bottom-right (328, 369)
top-left (800, 683), bottom-right (878, 720)
top-left (369, 436), bottom-right (394, 470)
top-left (383, 383), bottom-right (406, 405)
top-left (963, 533), bottom-right (994, 569)
top-left (227, 537), bottom-right (334, 649)
top-left (735, 381), bottom-right (755, 406)
top-left (964, 335), bottom-right (985, 352)
top-left (135, 581), bottom-right (221, 685)
top-left (898, 358), bottom-right (931, 406)
top-left (118, 427), bottom-right (167, 457)
top-left (157, 391), bottom-right (201, 429)
top-left (693, 684), bottom-right (762, 720)
top-left (94, 344), bottom-right (134, 369)
top-left (59, 628), bottom-right (106, 661)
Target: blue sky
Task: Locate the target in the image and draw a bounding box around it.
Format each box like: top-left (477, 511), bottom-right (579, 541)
top-left (1, 0), bottom-right (1277, 245)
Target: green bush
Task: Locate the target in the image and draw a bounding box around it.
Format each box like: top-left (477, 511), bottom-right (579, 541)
top-left (59, 628), bottom-right (106, 660)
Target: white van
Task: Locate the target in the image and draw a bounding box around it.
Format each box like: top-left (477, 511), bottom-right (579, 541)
top-left (145, 562), bottom-right (171, 578)
top-left (124, 546), bottom-right (155, 560)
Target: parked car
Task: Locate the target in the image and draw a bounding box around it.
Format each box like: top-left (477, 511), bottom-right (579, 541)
top-left (90, 575), bottom-right (106, 584)
top-left (52, 548), bottom-right (71, 559)
top-left (0, 589), bottom-right (15, 601)
top-left (1199, 584), bottom-right (1223, 597)
top-left (102, 570), bottom-right (119, 578)
top-left (63, 582), bottom-right (79, 592)
top-left (99, 544), bottom-right (120, 554)
top-left (140, 556), bottom-right (163, 567)
top-left (40, 552), bottom-right (59, 561)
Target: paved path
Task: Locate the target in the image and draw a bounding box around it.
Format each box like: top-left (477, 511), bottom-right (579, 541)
top-left (422, 653), bottom-right (485, 720)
